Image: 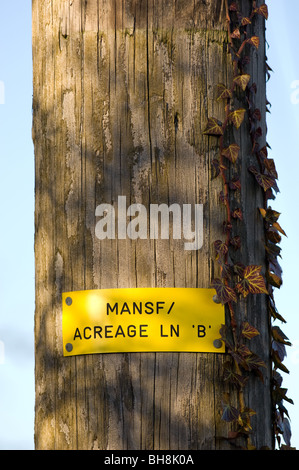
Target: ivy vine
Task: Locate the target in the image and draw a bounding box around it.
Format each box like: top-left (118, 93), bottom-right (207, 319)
top-left (203, 0), bottom-right (295, 450)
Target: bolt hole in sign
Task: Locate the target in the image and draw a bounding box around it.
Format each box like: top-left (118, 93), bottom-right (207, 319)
top-left (62, 288), bottom-right (225, 356)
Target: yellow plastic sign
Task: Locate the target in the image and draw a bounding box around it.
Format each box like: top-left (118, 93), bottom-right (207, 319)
top-left (62, 288), bottom-right (225, 356)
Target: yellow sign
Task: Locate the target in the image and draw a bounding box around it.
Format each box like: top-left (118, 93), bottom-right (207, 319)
top-left (62, 288), bottom-right (225, 356)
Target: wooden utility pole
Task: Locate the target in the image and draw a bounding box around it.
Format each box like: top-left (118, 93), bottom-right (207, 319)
top-left (33, 0), bottom-right (273, 450)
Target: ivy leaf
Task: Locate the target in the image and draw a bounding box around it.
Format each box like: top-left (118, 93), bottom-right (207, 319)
top-left (241, 322), bottom-right (260, 340)
top-left (268, 299), bottom-right (286, 323)
top-left (239, 408), bottom-right (257, 433)
top-left (282, 418), bottom-right (292, 447)
top-left (233, 262), bottom-right (245, 277)
top-left (221, 143), bottom-right (240, 164)
top-left (229, 2), bottom-right (238, 12)
top-left (246, 36), bottom-right (260, 49)
top-left (228, 108), bottom-right (246, 129)
top-left (223, 365), bottom-right (249, 388)
top-left (244, 352), bottom-right (266, 371)
top-left (214, 240), bottom-right (228, 259)
top-left (264, 158), bottom-right (278, 179)
top-left (272, 326), bottom-right (291, 346)
top-left (231, 343), bottom-right (252, 366)
top-left (266, 227), bottom-right (281, 244)
top-left (265, 241), bottom-right (282, 259)
top-left (266, 271), bottom-right (282, 289)
top-left (230, 235), bottom-right (241, 250)
top-left (231, 208), bottom-right (243, 220)
top-left (272, 350), bottom-right (289, 374)
top-left (219, 324), bottom-right (233, 349)
top-left (255, 4), bottom-right (269, 20)
top-left (236, 265), bottom-right (268, 298)
top-left (272, 340), bottom-right (287, 363)
top-left (259, 207), bottom-right (281, 224)
top-left (212, 158), bottom-right (226, 179)
top-left (248, 166), bottom-right (276, 191)
top-left (231, 28), bottom-right (241, 39)
top-left (229, 176), bottom-right (241, 191)
top-left (216, 83), bottom-right (233, 101)
top-left (241, 17), bottom-right (251, 26)
top-left (212, 279), bottom-right (237, 304)
top-left (219, 261), bottom-right (233, 280)
top-left (252, 108), bottom-right (262, 121)
top-left (273, 222), bottom-right (287, 237)
top-left (221, 402), bottom-right (239, 423)
top-left (272, 387), bottom-right (294, 406)
top-left (203, 118), bottom-right (224, 136)
top-left (233, 74), bottom-right (251, 91)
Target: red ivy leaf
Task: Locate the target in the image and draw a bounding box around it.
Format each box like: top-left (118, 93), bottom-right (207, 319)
top-left (264, 158), bottom-right (278, 179)
top-left (233, 74), bottom-right (251, 91)
top-left (228, 109), bottom-right (245, 130)
top-left (229, 176), bottom-right (241, 191)
top-left (233, 262), bottom-right (245, 277)
top-left (259, 207), bottom-right (281, 224)
top-left (255, 4), bottom-right (269, 20)
top-left (246, 36), bottom-right (260, 49)
top-left (214, 240), bottom-right (228, 259)
top-left (224, 365), bottom-right (249, 388)
top-left (228, 108), bottom-right (246, 129)
top-left (241, 17), bottom-right (251, 26)
top-left (252, 108), bottom-right (262, 121)
top-left (272, 350), bottom-right (289, 374)
top-left (273, 222), bottom-right (287, 237)
top-left (248, 166), bottom-right (276, 191)
top-left (241, 322), bottom-right (260, 340)
top-left (244, 353), bottom-right (266, 371)
top-left (217, 83), bottom-right (233, 101)
top-left (221, 403), bottom-right (239, 423)
top-left (266, 271), bottom-right (282, 289)
top-left (272, 326), bottom-right (291, 346)
top-left (229, 2), bottom-right (238, 12)
top-left (236, 265), bottom-right (268, 298)
top-left (232, 208), bottom-right (243, 220)
top-left (212, 158), bottom-right (227, 179)
top-left (230, 235), bottom-right (241, 250)
top-left (221, 143), bottom-right (240, 164)
top-left (212, 279), bottom-right (237, 304)
top-left (203, 117), bottom-right (223, 136)
top-left (267, 227), bottom-right (281, 244)
top-left (231, 28), bottom-right (241, 39)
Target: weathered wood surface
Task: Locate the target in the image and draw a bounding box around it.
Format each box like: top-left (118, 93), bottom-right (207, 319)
top-left (33, 0), bottom-right (272, 449)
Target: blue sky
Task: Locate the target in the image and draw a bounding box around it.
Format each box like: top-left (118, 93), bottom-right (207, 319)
top-left (0, 0), bottom-right (297, 450)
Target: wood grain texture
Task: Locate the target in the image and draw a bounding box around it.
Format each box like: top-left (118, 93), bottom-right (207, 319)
top-left (33, 0), bottom-right (272, 449)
